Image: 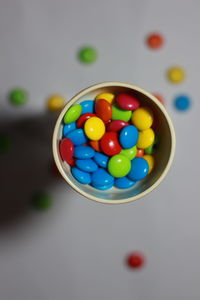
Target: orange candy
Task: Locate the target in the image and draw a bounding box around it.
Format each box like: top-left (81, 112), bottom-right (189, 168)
top-left (136, 148), bottom-right (144, 157)
top-left (95, 99), bottom-right (112, 122)
top-left (146, 33), bottom-right (164, 50)
top-left (89, 140), bottom-right (100, 152)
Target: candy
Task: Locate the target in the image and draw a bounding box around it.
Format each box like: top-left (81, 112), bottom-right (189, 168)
top-left (126, 252), bottom-right (145, 269)
top-left (59, 138), bottom-right (74, 163)
top-left (174, 94), bottom-right (191, 111)
top-left (91, 168), bottom-right (114, 187)
top-left (144, 136), bottom-right (159, 155)
top-left (84, 117), bottom-right (105, 140)
top-left (120, 145), bottom-right (137, 160)
top-left (96, 92), bottom-right (115, 104)
top-left (31, 192), bottom-right (52, 210)
top-left (112, 104), bottom-right (132, 122)
top-left (78, 46), bottom-right (97, 64)
top-left (136, 148), bottom-right (144, 157)
top-left (128, 157), bottom-right (149, 181)
top-left (63, 122), bottom-right (76, 137)
top-left (146, 33), bottom-right (164, 50)
top-left (143, 154), bottom-right (154, 173)
top-left (119, 125), bottom-right (138, 149)
top-left (94, 152), bottom-right (109, 168)
top-left (167, 66), bottom-right (185, 84)
top-left (80, 100), bottom-right (94, 114)
top-left (89, 140), bottom-right (100, 152)
top-left (64, 104), bottom-right (82, 124)
top-left (75, 159), bottom-right (98, 173)
top-left (132, 107), bottom-right (153, 131)
top-left (46, 94), bottom-right (65, 112)
top-left (72, 167), bottom-right (91, 184)
top-left (95, 99), bottom-right (112, 122)
top-left (100, 132), bottom-right (122, 156)
top-left (74, 145), bottom-right (95, 159)
top-left (92, 182), bottom-right (113, 190)
top-left (108, 154), bottom-right (131, 178)
top-left (116, 93), bottom-right (140, 110)
top-left (76, 113), bottom-right (96, 128)
top-left (137, 128), bottom-right (155, 149)
top-left (9, 88), bottom-right (28, 106)
top-left (107, 120), bottom-right (129, 132)
top-left (115, 177), bottom-right (136, 189)
top-left (66, 129), bottom-right (87, 145)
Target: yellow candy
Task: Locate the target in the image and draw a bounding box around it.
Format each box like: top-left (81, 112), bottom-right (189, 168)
top-left (137, 128), bottom-right (155, 149)
top-left (84, 117), bottom-right (105, 141)
top-left (47, 94), bottom-right (65, 112)
top-left (143, 154), bottom-right (155, 173)
top-left (96, 93), bottom-right (115, 104)
top-left (132, 107), bottom-right (153, 131)
top-left (167, 66), bottom-right (185, 84)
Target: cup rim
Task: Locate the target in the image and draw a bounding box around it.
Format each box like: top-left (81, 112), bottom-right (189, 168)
top-left (52, 81), bottom-right (176, 204)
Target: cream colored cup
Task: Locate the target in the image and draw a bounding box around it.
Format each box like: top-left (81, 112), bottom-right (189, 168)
top-left (52, 82), bottom-right (176, 204)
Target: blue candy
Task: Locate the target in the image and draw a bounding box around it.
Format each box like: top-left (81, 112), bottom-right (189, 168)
top-left (92, 182), bottom-right (113, 190)
top-left (174, 94), bottom-right (191, 111)
top-left (63, 122), bottom-right (76, 137)
top-left (115, 176), bottom-right (136, 189)
top-left (75, 159), bottom-right (98, 173)
top-left (66, 129), bottom-right (87, 146)
top-left (119, 125), bottom-right (138, 149)
top-left (80, 100), bottom-right (94, 114)
top-left (91, 168), bottom-right (114, 187)
top-left (74, 145), bottom-right (95, 159)
top-left (71, 167), bottom-right (91, 184)
top-left (128, 157), bottom-right (149, 181)
top-left (93, 152), bottom-right (109, 168)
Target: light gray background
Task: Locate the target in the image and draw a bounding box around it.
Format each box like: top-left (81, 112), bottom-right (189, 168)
top-left (0, 0), bottom-right (199, 299)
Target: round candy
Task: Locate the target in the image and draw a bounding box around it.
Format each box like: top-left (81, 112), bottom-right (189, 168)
top-left (137, 128), bottom-right (155, 149)
top-left (80, 100), bottom-right (94, 114)
top-left (128, 157), bottom-right (149, 181)
top-left (93, 152), bottom-right (109, 168)
top-left (76, 113), bottom-right (96, 128)
top-left (31, 192), bottom-right (52, 210)
top-left (146, 33), bottom-right (164, 50)
top-left (174, 94), bottom-right (191, 111)
top-left (64, 104), bottom-right (82, 124)
top-left (144, 136), bottom-right (159, 155)
top-left (120, 145), bottom-right (137, 160)
top-left (9, 88), bottom-right (28, 106)
top-left (46, 94), bottom-right (65, 112)
top-left (92, 182), bottom-right (113, 190)
top-left (66, 129), bottom-right (87, 145)
top-left (126, 252), bottom-right (145, 269)
top-left (112, 104), bottom-right (132, 122)
top-left (119, 125), bottom-right (138, 149)
top-left (63, 122), bottom-right (76, 137)
top-left (100, 132), bottom-right (122, 156)
top-left (74, 145), bottom-right (95, 159)
top-left (143, 154), bottom-right (155, 173)
top-left (75, 159), bottom-right (98, 173)
top-left (132, 107), bottom-right (153, 130)
top-left (114, 176), bottom-right (136, 189)
top-left (72, 167), bottom-right (91, 184)
top-left (167, 66), bottom-right (185, 84)
top-left (95, 99), bottom-right (112, 122)
top-left (106, 120), bottom-right (129, 132)
top-left (108, 154), bottom-right (131, 178)
top-left (91, 168), bottom-right (114, 187)
top-left (78, 46), bottom-right (97, 64)
top-left (136, 148), bottom-right (144, 157)
top-left (96, 92), bottom-right (115, 104)
top-left (116, 93), bottom-right (140, 110)
top-left (84, 117), bottom-right (105, 140)
top-left (59, 138), bottom-right (74, 164)
top-left (89, 140), bottom-right (100, 152)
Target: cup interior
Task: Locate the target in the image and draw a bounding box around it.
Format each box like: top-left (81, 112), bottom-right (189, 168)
top-left (53, 82), bottom-right (175, 204)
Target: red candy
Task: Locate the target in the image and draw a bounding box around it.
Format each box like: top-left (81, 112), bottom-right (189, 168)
top-left (107, 120), bottom-right (129, 132)
top-left (136, 148), bottom-right (144, 157)
top-left (76, 113), bottom-right (96, 128)
top-left (95, 99), bottom-right (112, 122)
top-left (126, 252), bottom-right (145, 269)
top-left (59, 138), bottom-right (74, 164)
top-left (100, 132), bottom-right (122, 156)
top-left (116, 93), bottom-right (140, 110)
top-left (90, 140), bottom-right (100, 152)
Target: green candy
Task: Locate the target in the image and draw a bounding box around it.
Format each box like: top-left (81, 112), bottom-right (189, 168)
top-left (108, 154), bottom-right (131, 178)
top-left (31, 192), bottom-right (52, 210)
top-left (78, 46), bottom-right (97, 64)
top-left (64, 104), bottom-right (82, 124)
top-left (9, 88), bottom-right (28, 106)
top-left (112, 105), bottom-right (132, 122)
top-left (144, 135), bottom-right (159, 154)
top-left (120, 145), bottom-right (137, 160)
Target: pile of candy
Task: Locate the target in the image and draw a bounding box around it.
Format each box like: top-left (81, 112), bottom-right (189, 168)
top-left (59, 92), bottom-right (156, 190)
